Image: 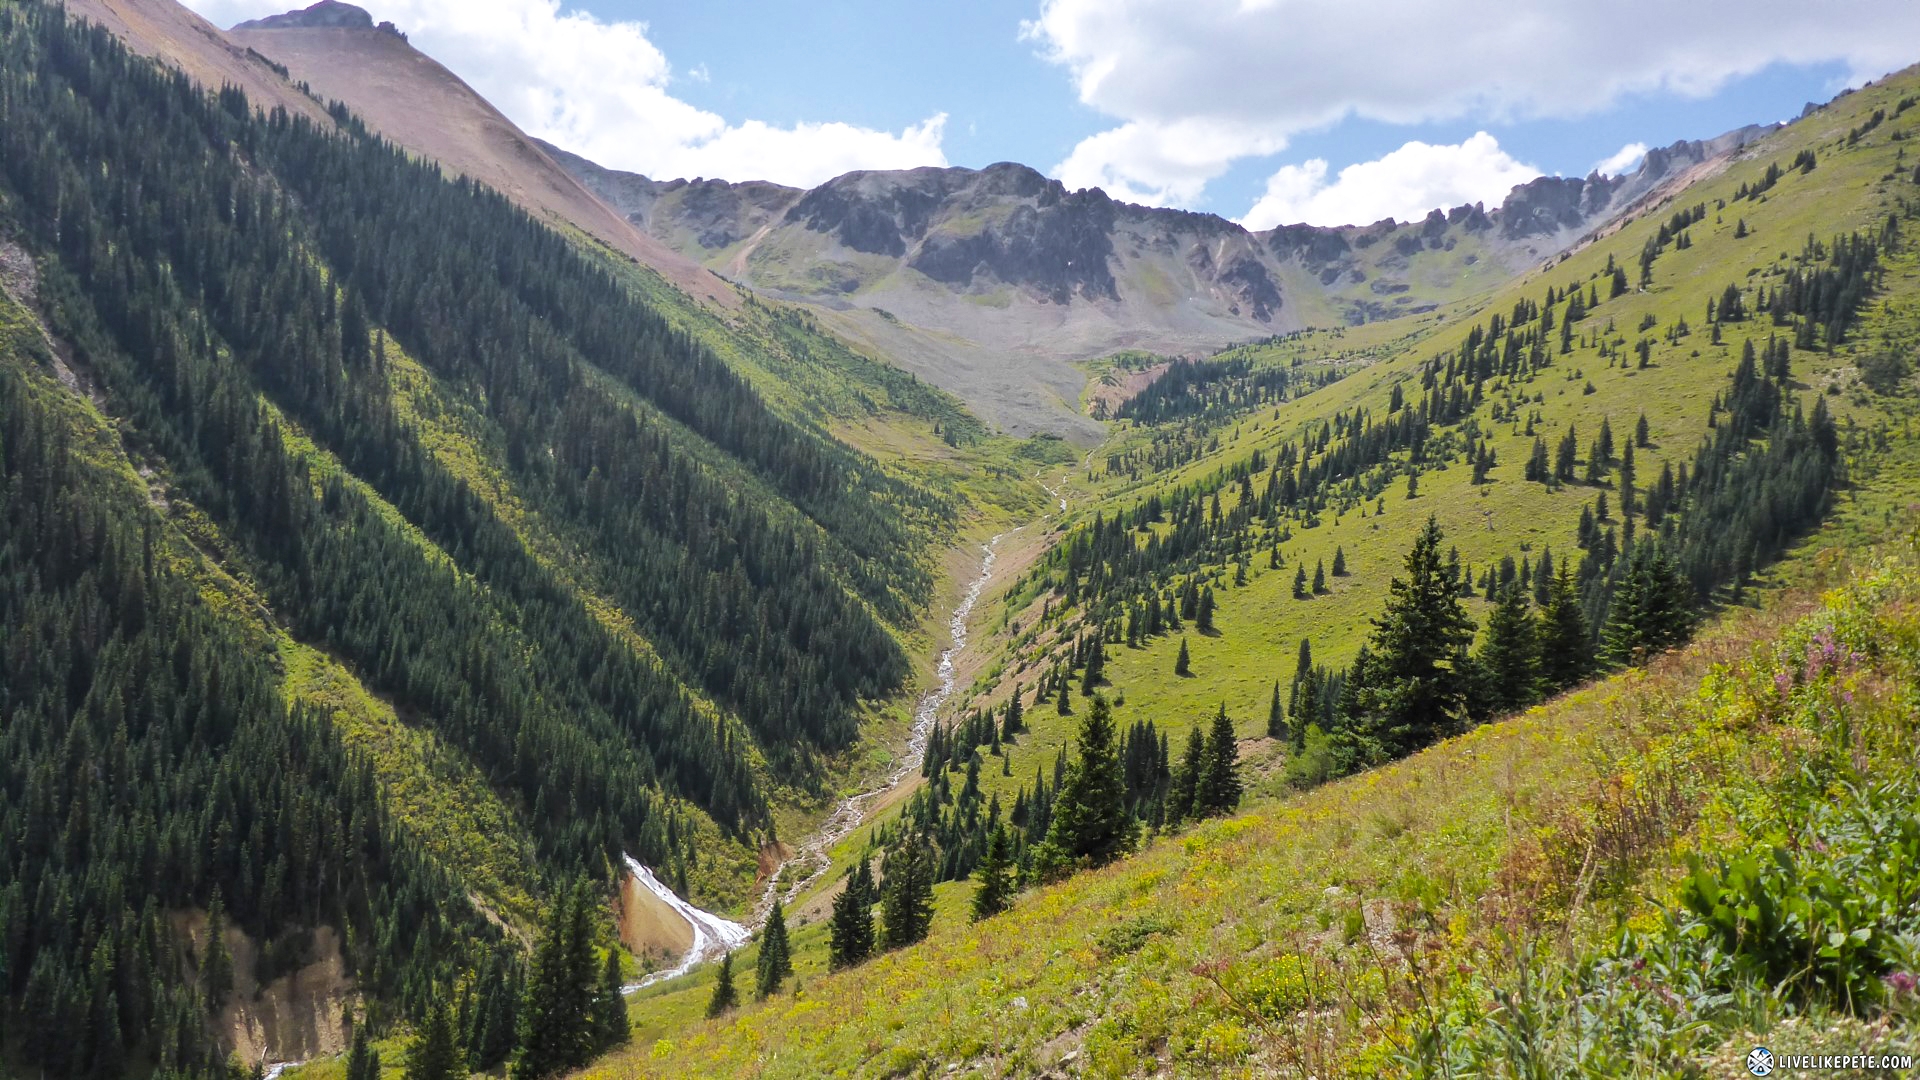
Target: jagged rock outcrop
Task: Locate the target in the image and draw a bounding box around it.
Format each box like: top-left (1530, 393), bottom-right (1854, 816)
top-left (234, 1), bottom-right (373, 31)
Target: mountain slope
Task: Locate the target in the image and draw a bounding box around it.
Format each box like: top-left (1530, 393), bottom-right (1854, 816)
top-left (603, 57), bottom-right (1920, 1077)
top-left (545, 125), bottom-right (1774, 439)
top-left (0, 4), bottom-right (1007, 1070)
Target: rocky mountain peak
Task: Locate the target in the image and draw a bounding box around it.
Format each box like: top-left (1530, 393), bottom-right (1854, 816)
top-left (232, 2), bottom-right (401, 35)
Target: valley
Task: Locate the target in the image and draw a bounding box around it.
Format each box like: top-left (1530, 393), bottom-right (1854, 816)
top-left (2, 0), bottom-right (1919, 1078)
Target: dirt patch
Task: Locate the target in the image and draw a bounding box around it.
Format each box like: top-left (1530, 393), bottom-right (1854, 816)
top-left (173, 911), bottom-right (353, 1068)
top-left (617, 871), bottom-right (695, 968)
top-left (1087, 360), bottom-right (1170, 418)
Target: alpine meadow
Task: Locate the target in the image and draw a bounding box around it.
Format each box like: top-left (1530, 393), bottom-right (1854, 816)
top-left (4, 0), bottom-right (1920, 1077)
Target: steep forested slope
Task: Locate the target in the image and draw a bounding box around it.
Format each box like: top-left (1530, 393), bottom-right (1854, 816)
top-left (0, 2), bottom-right (980, 1071)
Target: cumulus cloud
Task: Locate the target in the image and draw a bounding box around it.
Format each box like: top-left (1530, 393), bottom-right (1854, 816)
top-left (184, 0), bottom-right (947, 188)
top-left (1026, 0), bottom-right (1920, 207)
top-left (1241, 133), bottom-right (1540, 229)
top-left (1593, 142), bottom-right (1650, 177)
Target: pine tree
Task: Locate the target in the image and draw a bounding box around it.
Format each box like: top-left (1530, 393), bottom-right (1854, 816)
top-left (827, 876), bottom-right (875, 970)
top-left (512, 882), bottom-right (598, 1080)
top-left (705, 952), bottom-right (737, 1018)
top-left (1601, 546), bottom-right (1694, 667)
top-left (971, 824), bottom-right (1015, 922)
top-left (1193, 705), bottom-right (1243, 818)
top-left (1343, 518), bottom-right (1477, 758)
top-left (1266, 681), bottom-right (1285, 740)
top-left (1312, 560), bottom-right (1327, 594)
top-left (1332, 546), bottom-right (1348, 576)
top-left (755, 901), bottom-right (792, 998)
top-left (1168, 726), bottom-right (1204, 826)
top-left (1002, 686), bottom-right (1024, 738)
top-left (1476, 583), bottom-right (1541, 715)
top-left (879, 841), bottom-right (935, 949)
top-left (346, 1028), bottom-right (381, 1080)
top-left (1174, 636), bottom-right (1192, 676)
top-left (1293, 565), bottom-right (1309, 598)
top-left (406, 999), bottom-right (464, 1080)
top-left (1037, 697), bottom-right (1136, 870)
top-left (1196, 588), bottom-right (1216, 632)
top-left (200, 891), bottom-right (232, 1014)
top-left (593, 950), bottom-right (629, 1049)
top-left (1537, 566), bottom-right (1591, 692)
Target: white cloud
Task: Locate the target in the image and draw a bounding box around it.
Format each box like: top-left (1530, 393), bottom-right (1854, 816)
top-left (1593, 142), bottom-right (1649, 177)
top-left (1026, 0), bottom-right (1920, 207)
top-left (183, 0), bottom-right (947, 188)
top-left (1241, 133), bottom-right (1540, 229)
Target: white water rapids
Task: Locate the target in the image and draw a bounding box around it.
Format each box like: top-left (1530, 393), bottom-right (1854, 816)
top-left (622, 533), bottom-right (1006, 993)
top-left (620, 855), bottom-right (752, 994)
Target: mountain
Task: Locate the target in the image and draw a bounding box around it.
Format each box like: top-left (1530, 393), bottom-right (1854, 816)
top-left (601, 56), bottom-right (1920, 1077)
top-left (544, 124), bottom-right (1773, 437)
top-left (0, 2), bottom-right (1005, 1071)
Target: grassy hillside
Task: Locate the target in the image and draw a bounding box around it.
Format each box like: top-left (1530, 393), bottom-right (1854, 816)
top-left (606, 438), bottom-right (1920, 1080)
top-left (606, 63), bottom-right (1920, 1077)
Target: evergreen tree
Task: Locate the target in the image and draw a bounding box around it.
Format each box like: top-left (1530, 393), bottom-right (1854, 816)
top-left (1601, 546), bottom-right (1695, 667)
top-left (879, 841), bottom-right (935, 949)
top-left (1267, 681), bottom-right (1285, 740)
top-left (1538, 566), bottom-right (1591, 692)
top-left (705, 952), bottom-right (737, 1018)
top-left (592, 950), bottom-right (629, 1050)
top-left (1312, 560), bottom-right (1327, 594)
top-left (1332, 546), bottom-right (1348, 576)
top-left (1168, 726), bottom-right (1204, 826)
top-left (1293, 565), bottom-right (1309, 598)
top-left (1037, 697), bottom-right (1136, 870)
top-left (406, 1000), bottom-right (464, 1080)
top-left (827, 879), bottom-right (875, 970)
top-left (512, 882), bottom-right (597, 1080)
top-left (1343, 519), bottom-right (1477, 758)
top-left (1174, 637), bottom-right (1192, 676)
top-left (971, 824), bottom-right (1015, 922)
top-left (347, 1028), bottom-right (381, 1080)
top-left (755, 901), bottom-right (792, 998)
top-left (1477, 583), bottom-right (1541, 715)
top-left (1192, 705), bottom-right (1243, 818)
top-left (1196, 588), bottom-right (1216, 632)
top-left (200, 892), bottom-right (233, 1014)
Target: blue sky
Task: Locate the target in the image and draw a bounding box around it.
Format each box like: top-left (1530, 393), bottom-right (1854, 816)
top-left (188, 0), bottom-right (1920, 227)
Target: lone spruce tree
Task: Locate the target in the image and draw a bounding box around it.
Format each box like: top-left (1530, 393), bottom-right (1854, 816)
top-left (1168, 725), bottom-right (1204, 825)
top-left (971, 823), bottom-right (1015, 922)
top-left (1346, 517), bottom-right (1476, 758)
top-left (705, 952), bottom-right (737, 1018)
top-left (1537, 565), bottom-right (1592, 691)
top-left (1036, 696), bottom-right (1135, 872)
top-left (1477, 582), bottom-right (1541, 714)
top-left (880, 841), bottom-right (935, 949)
top-left (1174, 636), bottom-right (1192, 676)
top-left (1192, 704), bottom-right (1243, 818)
top-left (755, 900), bottom-right (792, 998)
top-left (827, 872), bottom-right (875, 969)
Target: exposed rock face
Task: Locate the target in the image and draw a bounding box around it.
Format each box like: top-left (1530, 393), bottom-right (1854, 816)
top-left (233, 1), bottom-right (372, 31)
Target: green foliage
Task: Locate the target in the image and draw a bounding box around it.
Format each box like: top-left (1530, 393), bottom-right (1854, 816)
top-left (970, 824), bottom-right (1015, 922)
top-left (405, 1001), bottom-right (464, 1080)
top-left (1342, 517), bottom-right (1477, 759)
top-left (880, 841), bottom-right (936, 950)
top-left (512, 882), bottom-right (600, 1080)
top-left (346, 1028), bottom-right (381, 1080)
top-left (754, 901), bottom-right (792, 998)
top-left (828, 870), bottom-right (877, 970)
top-left (703, 953), bottom-right (737, 1019)
top-left (1191, 705), bottom-right (1243, 818)
top-left (1038, 697), bottom-right (1137, 873)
